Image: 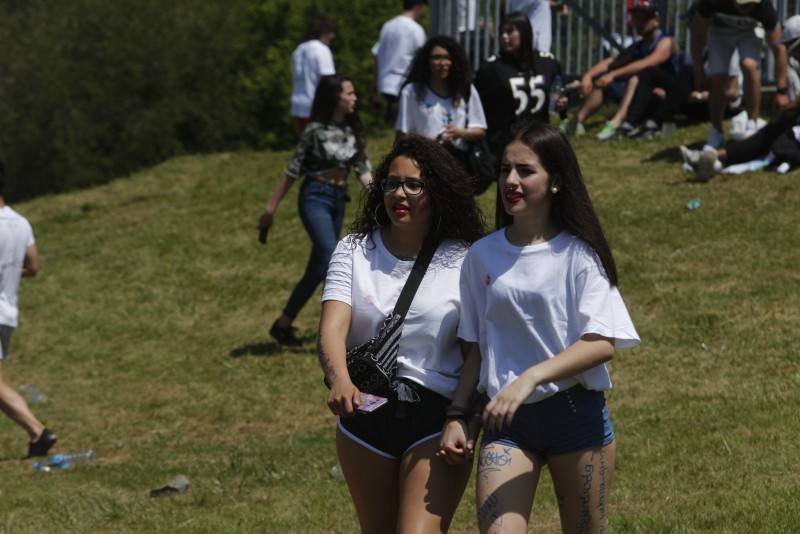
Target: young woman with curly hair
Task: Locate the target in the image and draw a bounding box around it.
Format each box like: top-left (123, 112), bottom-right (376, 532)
top-left (318, 134), bottom-right (485, 533)
top-left (395, 36), bottom-right (488, 174)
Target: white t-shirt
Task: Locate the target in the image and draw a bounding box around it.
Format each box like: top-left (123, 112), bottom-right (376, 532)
top-left (395, 83), bottom-right (488, 151)
top-left (0, 206), bottom-right (35, 328)
top-left (458, 230), bottom-right (640, 403)
top-left (509, 0), bottom-right (553, 52)
top-left (322, 231), bottom-right (469, 398)
top-left (371, 15), bottom-right (426, 97)
top-left (458, 0), bottom-right (478, 32)
top-left (290, 39), bottom-right (336, 118)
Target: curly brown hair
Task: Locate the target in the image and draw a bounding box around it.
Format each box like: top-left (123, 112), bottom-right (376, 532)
top-left (403, 36), bottom-right (472, 107)
top-left (350, 135), bottom-right (486, 246)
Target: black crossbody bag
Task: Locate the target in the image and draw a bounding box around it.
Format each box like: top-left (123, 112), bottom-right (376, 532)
top-left (464, 97), bottom-right (496, 193)
top-left (325, 235), bottom-right (439, 396)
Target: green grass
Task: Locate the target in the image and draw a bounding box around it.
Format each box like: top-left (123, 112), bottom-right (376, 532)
top-left (1, 122), bottom-right (798, 533)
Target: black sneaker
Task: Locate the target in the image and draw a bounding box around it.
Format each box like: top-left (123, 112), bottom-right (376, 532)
top-left (27, 428), bottom-right (57, 458)
top-left (269, 321), bottom-right (302, 346)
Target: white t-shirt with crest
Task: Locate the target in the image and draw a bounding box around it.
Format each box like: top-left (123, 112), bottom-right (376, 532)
top-left (458, 230), bottom-right (640, 403)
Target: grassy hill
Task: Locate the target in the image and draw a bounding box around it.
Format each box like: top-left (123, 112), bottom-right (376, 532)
top-left (1, 124), bottom-right (798, 533)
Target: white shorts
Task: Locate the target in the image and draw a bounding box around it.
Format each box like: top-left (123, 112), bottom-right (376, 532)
top-left (707, 28), bottom-right (762, 76)
top-left (0, 325), bottom-right (13, 360)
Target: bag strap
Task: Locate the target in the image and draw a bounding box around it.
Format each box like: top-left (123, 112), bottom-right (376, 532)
top-left (464, 95), bottom-right (470, 129)
top-left (391, 235), bottom-right (439, 319)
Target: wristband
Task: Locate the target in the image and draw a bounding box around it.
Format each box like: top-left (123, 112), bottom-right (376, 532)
top-left (777, 86), bottom-right (788, 95)
top-left (444, 413), bottom-right (470, 422)
top-left (445, 404), bottom-right (469, 414)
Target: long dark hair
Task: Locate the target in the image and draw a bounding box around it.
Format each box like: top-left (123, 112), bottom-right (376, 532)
top-left (351, 135), bottom-right (485, 245)
top-left (500, 11), bottom-right (536, 74)
top-left (496, 119), bottom-right (619, 285)
top-left (309, 75), bottom-right (366, 152)
top-left (403, 36), bottom-right (472, 106)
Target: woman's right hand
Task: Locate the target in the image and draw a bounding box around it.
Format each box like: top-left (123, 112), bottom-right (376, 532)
top-left (327, 378), bottom-right (361, 417)
top-left (437, 419), bottom-right (473, 464)
top-left (257, 211), bottom-right (273, 244)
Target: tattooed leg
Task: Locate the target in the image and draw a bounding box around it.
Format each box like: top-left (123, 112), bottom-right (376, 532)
top-left (475, 442), bottom-right (542, 534)
top-left (549, 441), bottom-right (616, 534)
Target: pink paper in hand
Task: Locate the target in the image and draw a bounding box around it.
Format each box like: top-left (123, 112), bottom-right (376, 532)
top-left (356, 393), bottom-right (388, 413)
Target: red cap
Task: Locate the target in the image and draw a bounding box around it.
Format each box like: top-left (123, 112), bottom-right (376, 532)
top-left (627, 0), bottom-right (658, 14)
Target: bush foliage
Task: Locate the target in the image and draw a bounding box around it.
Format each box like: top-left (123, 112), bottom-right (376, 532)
top-left (0, 0), bottom-right (410, 200)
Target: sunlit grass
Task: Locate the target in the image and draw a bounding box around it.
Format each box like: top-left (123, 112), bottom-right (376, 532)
top-left (0, 122), bottom-right (798, 533)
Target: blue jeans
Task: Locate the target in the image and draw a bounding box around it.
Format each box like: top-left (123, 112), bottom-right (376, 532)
top-left (283, 179), bottom-right (347, 319)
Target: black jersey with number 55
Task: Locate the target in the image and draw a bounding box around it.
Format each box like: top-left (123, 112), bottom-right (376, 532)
top-left (475, 51), bottom-right (562, 158)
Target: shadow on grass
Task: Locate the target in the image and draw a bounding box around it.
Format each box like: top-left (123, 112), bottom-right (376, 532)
top-left (229, 337), bottom-right (315, 358)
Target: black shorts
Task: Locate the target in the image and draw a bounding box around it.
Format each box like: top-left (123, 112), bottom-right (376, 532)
top-left (338, 380), bottom-right (450, 460)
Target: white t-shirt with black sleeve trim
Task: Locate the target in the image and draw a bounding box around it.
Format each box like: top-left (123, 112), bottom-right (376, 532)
top-left (395, 83), bottom-right (488, 152)
top-left (457, 230), bottom-right (640, 404)
top-left (322, 230), bottom-right (469, 399)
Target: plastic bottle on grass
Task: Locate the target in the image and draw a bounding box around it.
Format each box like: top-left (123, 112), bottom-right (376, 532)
top-left (18, 384), bottom-right (48, 404)
top-left (34, 449), bottom-right (96, 472)
top-left (686, 198), bottom-right (702, 211)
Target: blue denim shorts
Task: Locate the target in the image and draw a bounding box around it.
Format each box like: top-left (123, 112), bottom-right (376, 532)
top-left (482, 385), bottom-right (614, 460)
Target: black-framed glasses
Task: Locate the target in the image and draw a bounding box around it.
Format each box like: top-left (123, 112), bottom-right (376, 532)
top-left (379, 178), bottom-right (426, 196)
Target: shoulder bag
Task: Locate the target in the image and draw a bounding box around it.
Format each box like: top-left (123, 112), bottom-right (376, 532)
top-left (326, 235), bottom-right (439, 396)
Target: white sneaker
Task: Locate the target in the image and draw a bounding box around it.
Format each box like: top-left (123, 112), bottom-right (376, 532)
top-left (730, 110), bottom-right (748, 141)
top-left (680, 145), bottom-right (701, 166)
top-left (742, 118), bottom-right (764, 139)
top-left (706, 126), bottom-right (725, 148)
top-left (695, 146), bottom-right (720, 182)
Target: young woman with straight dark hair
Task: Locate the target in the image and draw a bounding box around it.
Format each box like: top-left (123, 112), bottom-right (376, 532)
top-left (475, 11), bottom-right (564, 162)
top-left (439, 119), bottom-right (640, 533)
top-left (319, 135), bottom-right (485, 533)
top-left (259, 75), bottom-right (372, 345)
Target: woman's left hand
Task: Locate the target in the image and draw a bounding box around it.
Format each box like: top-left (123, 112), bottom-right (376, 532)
top-left (482, 373), bottom-right (537, 433)
top-left (442, 124), bottom-right (463, 141)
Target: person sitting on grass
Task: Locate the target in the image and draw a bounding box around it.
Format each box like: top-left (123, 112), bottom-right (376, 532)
top-left (562, 0), bottom-right (678, 140)
top-left (0, 160), bottom-right (58, 459)
top-left (682, 15), bottom-right (800, 181)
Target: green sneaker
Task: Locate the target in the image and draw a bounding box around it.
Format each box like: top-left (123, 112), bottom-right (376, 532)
top-left (560, 120), bottom-right (586, 137)
top-left (596, 121), bottom-right (617, 141)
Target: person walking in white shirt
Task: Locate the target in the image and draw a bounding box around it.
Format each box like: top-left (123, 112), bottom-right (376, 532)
top-left (439, 120), bottom-right (639, 533)
top-left (0, 161), bottom-right (58, 459)
top-left (372, 0), bottom-right (427, 125)
top-left (291, 17), bottom-right (337, 135)
top-left (319, 135), bottom-right (486, 533)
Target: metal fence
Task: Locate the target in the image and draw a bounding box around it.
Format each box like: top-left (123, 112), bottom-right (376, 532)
top-left (431, 0), bottom-right (800, 81)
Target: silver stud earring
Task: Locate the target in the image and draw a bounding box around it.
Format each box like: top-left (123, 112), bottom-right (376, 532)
top-left (551, 186), bottom-right (559, 194)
